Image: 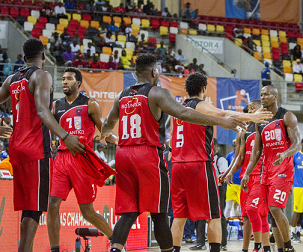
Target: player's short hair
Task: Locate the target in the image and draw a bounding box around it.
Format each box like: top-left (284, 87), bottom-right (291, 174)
top-left (213, 138), bottom-right (218, 146)
top-left (23, 38), bottom-right (44, 60)
top-left (242, 106), bottom-right (248, 113)
top-left (185, 72), bottom-right (207, 97)
top-left (135, 53), bottom-right (157, 72)
top-left (64, 67), bottom-right (82, 86)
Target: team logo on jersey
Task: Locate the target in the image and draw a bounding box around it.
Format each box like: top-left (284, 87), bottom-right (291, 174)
top-left (74, 116), bottom-right (82, 130)
top-left (275, 128), bottom-right (282, 141)
top-left (175, 118), bottom-right (183, 126)
top-left (76, 108), bottom-right (82, 115)
top-left (121, 97), bottom-right (141, 115)
top-left (275, 121), bottom-right (281, 128)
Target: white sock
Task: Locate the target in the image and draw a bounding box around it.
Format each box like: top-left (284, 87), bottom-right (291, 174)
top-left (291, 226), bottom-right (296, 233)
top-left (296, 226), bottom-right (301, 233)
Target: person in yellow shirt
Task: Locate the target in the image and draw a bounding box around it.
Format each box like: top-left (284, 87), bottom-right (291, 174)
top-left (0, 151), bottom-right (12, 175)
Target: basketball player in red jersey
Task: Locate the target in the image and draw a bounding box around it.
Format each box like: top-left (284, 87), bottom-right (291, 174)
top-left (0, 38), bottom-right (84, 252)
top-left (223, 100), bottom-right (271, 252)
top-left (170, 74), bottom-right (272, 252)
top-left (100, 54), bottom-right (265, 252)
top-left (47, 67), bottom-right (118, 252)
top-left (241, 85), bottom-right (301, 252)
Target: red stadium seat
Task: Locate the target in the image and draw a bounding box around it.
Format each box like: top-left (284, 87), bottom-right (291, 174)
top-left (151, 19), bottom-right (160, 29)
top-left (31, 28), bottom-right (41, 38)
top-left (38, 16), bottom-right (47, 25)
top-left (295, 82), bottom-right (303, 91)
top-left (82, 14), bottom-right (91, 22)
top-left (297, 32), bottom-right (303, 38)
top-left (20, 8), bottom-right (30, 17)
top-left (169, 33), bottom-right (176, 42)
top-left (287, 31), bottom-right (295, 38)
top-left (170, 21), bottom-right (178, 28)
top-left (2, 0), bottom-right (12, 4)
top-left (272, 53), bottom-right (280, 61)
top-left (10, 8), bottom-right (19, 18)
top-left (78, 26), bottom-right (86, 34)
top-left (23, 1), bottom-right (32, 6)
top-left (13, 0), bottom-right (23, 4)
top-left (281, 46), bottom-right (289, 55)
top-left (33, 0), bottom-right (44, 7)
top-left (272, 48), bottom-right (279, 55)
top-left (78, 4), bottom-right (85, 10)
top-left (69, 19), bottom-right (79, 27)
top-left (148, 37), bottom-right (157, 46)
top-left (160, 20), bottom-right (169, 27)
top-left (0, 7), bottom-right (9, 15)
top-left (35, 22), bottom-right (45, 31)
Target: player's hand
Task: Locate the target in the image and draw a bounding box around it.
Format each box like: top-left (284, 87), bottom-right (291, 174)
top-left (64, 135), bottom-right (85, 156)
top-left (0, 126), bottom-right (12, 138)
top-left (168, 151), bottom-right (172, 161)
top-left (241, 173), bottom-right (249, 192)
top-left (224, 172), bottom-right (234, 186)
top-left (250, 106), bottom-right (273, 123)
top-left (218, 173), bottom-right (225, 184)
top-left (220, 117), bottom-right (246, 132)
top-left (272, 152), bottom-right (286, 166)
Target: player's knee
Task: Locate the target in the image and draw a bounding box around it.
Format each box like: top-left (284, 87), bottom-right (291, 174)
top-left (81, 208), bottom-right (96, 222)
top-left (247, 208), bottom-right (262, 232)
top-left (21, 210), bottom-right (42, 224)
top-left (261, 215), bottom-right (270, 233)
top-left (269, 206), bottom-right (281, 217)
top-left (48, 197), bottom-right (61, 212)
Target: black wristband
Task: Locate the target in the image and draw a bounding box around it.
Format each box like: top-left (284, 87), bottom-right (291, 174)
top-left (169, 147), bottom-right (172, 152)
top-left (62, 133), bottom-right (69, 141)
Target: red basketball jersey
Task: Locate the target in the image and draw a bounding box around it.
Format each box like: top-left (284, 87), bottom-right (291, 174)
top-left (239, 122), bottom-right (263, 179)
top-left (172, 98), bottom-right (213, 163)
top-left (9, 66), bottom-right (52, 165)
top-left (258, 107), bottom-right (293, 184)
top-left (118, 83), bottom-right (164, 148)
top-left (54, 93), bottom-right (95, 150)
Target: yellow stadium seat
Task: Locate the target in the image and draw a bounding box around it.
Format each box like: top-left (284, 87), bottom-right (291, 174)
top-left (66, 13), bottom-right (71, 21)
top-left (235, 38), bottom-right (242, 47)
top-left (261, 35), bottom-right (269, 41)
top-left (56, 24), bottom-right (65, 32)
top-left (27, 16), bottom-right (37, 25)
top-left (131, 24), bottom-right (140, 31)
top-left (131, 29), bottom-right (139, 36)
top-left (216, 25), bottom-right (224, 32)
top-left (279, 31), bottom-right (286, 37)
top-left (103, 16), bottom-right (111, 24)
top-left (188, 28), bottom-right (197, 35)
top-left (283, 67), bottom-right (292, 74)
top-left (297, 38), bottom-right (303, 44)
top-left (294, 74), bottom-right (303, 82)
top-left (261, 29), bottom-right (269, 36)
top-left (262, 40), bottom-right (270, 47)
top-left (262, 47), bottom-right (271, 53)
top-left (280, 37), bottom-right (287, 43)
top-left (111, 34), bottom-right (116, 41)
top-left (72, 13), bottom-right (81, 22)
top-left (243, 27), bottom-right (251, 34)
top-left (283, 60), bottom-right (291, 68)
top-left (115, 23), bottom-right (120, 28)
top-left (252, 28), bottom-right (260, 35)
top-left (263, 52), bottom-right (272, 59)
top-left (59, 18), bottom-right (68, 28)
top-left (123, 17), bottom-right (131, 25)
top-left (157, 44), bottom-right (165, 48)
top-left (160, 26), bottom-right (168, 35)
top-left (39, 35), bottom-right (48, 46)
top-left (80, 20), bottom-right (89, 29)
top-left (254, 52), bottom-right (262, 61)
top-left (90, 21), bottom-right (99, 29)
top-left (80, 45), bottom-right (84, 53)
top-left (179, 29), bottom-right (187, 34)
top-left (113, 16), bottom-right (122, 25)
top-left (102, 46), bottom-right (112, 55)
top-left (271, 41), bottom-right (279, 48)
top-left (270, 36), bottom-right (278, 42)
top-left (141, 19), bottom-right (150, 28)
top-left (253, 40), bottom-right (261, 47)
top-left (207, 24), bottom-right (215, 32)
top-left (118, 35), bottom-right (126, 43)
top-left (125, 48), bottom-right (133, 60)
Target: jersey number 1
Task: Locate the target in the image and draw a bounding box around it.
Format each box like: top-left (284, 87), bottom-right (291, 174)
top-left (121, 114), bottom-right (142, 139)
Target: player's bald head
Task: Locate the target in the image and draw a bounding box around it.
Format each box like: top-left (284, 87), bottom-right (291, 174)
top-left (262, 85), bottom-right (278, 97)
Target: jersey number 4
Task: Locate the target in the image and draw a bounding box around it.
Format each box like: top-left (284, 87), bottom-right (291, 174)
top-left (121, 114), bottom-right (142, 139)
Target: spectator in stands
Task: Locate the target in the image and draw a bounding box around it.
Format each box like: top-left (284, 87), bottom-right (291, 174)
top-left (231, 69), bottom-right (239, 79)
top-left (62, 46), bottom-right (75, 64)
top-left (125, 27), bottom-right (133, 41)
top-left (138, 33), bottom-right (148, 46)
top-left (175, 49), bottom-right (186, 65)
top-left (150, 3), bottom-right (158, 15)
top-left (2, 59), bottom-right (12, 77)
top-left (105, 31), bottom-right (116, 48)
top-left (158, 41), bottom-right (167, 60)
top-left (14, 54), bottom-right (24, 72)
top-left (167, 45), bottom-right (176, 57)
top-left (190, 58), bottom-right (198, 72)
top-left (73, 54), bottom-right (87, 68)
top-left (86, 0), bottom-right (96, 12)
top-left (0, 45), bottom-right (8, 77)
top-left (64, 0), bottom-right (75, 11)
top-left (95, 144), bottom-right (107, 162)
top-left (166, 55), bottom-right (177, 69)
top-left (88, 55), bottom-right (100, 69)
top-left (119, 21), bottom-right (127, 35)
top-left (113, 50), bottom-right (120, 65)
top-left (41, 2), bottom-right (53, 21)
top-left (135, 42), bottom-right (146, 54)
top-left (119, 50), bottom-right (130, 69)
top-left (83, 42), bottom-right (96, 55)
top-left (293, 44), bottom-right (301, 61)
top-left (162, 7), bottom-right (172, 17)
top-left (135, 3), bottom-right (143, 13)
top-left (261, 62), bottom-right (271, 86)
top-left (115, 3), bottom-right (126, 13)
top-left (184, 64), bottom-right (194, 76)
top-left (105, 56), bottom-right (117, 70)
top-left (198, 64), bottom-right (206, 75)
top-left (245, 36), bottom-right (256, 54)
top-left (181, 2), bottom-right (193, 19)
top-left (54, 2), bottom-right (67, 19)
top-left (72, 32), bottom-right (81, 45)
top-left (293, 58), bottom-right (302, 75)
top-left (100, 25), bottom-right (107, 35)
top-left (146, 41), bottom-right (156, 54)
top-left (143, 0), bottom-right (152, 15)
top-left (108, 20), bottom-right (119, 33)
top-left (49, 32), bottom-right (62, 57)
top-left (175, 61), bottom-right (184, 78)
top-left (70, 41), bottom-right (81, 54)
top-left (233, 25), bottom-right (245, 40)
top-left (84, 49), bottom-right (92, 62)
top-left (125, 0), bottom-right (134, 12)
top-left (60, 28), bottom-right (71, 49)
top-left (93, 33), bottom-right (105, 50)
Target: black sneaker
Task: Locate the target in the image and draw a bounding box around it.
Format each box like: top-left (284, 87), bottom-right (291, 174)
top-left (284, 247), bottom-right (296, 252)
top-left (220, 245), bottom-right (227, 251)
top-left (189, 244), bottom-right (207, 250)
top-left (297, 231), bottom-right (301, 239)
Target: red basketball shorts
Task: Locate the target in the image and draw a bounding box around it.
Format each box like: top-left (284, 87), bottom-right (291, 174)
top-left (115, 145), bottom-right (169, 215)
top-left (171, 161), bottom-right (220, 220)
top-left (13, 157), bottom-right (53, 212)
top-left (51, 150), bottom-right (97, 205)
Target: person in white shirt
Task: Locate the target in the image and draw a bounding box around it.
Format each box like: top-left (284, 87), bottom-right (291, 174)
top-left (54, 2), bottom-right (67, 18)
top-left (83, 42), bottom-right (96, 55)
top-left (95, 144), bottom-right (107, 162)
top-left (70, 41), bottom-right (81, 54)
top-left (293, 59), bottom-right (302, 75)
top-left (175, 49), bottom-right (186, 65)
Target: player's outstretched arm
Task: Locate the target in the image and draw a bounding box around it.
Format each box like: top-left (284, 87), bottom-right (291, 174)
top-left (152, 87), bottom-right (246, 131)
top-left (241, 123), bottom-right (262, 191)
top-left (196, 101), bottom-right (272, 123)
top-left (88, 98), bottom-right (118, 145)
top-left (33, 70), bottom-right (84, 155)
top-left (101, 94), bottom-right (120, 140)
top-left (273, 111), bottom-right (301, 166)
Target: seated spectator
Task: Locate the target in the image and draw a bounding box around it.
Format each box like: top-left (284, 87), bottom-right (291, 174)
top-left (184, 64), bottom-right (194, 76)
top-left (119, 21), bottom-right (127, 35)
top-left (190, 58), bottom-right (198, 72)
top-left (100, 25), bottom-right (107, 35)
top-left (135, 3), bottom-right (143, 14)
top-left (101, 1), bottom-right (109, 11)
top-left (95, 144), bottom-right (107, 162)
top-left (198, 64), bottom-right (206, 75)
top-left (108, 20), bottom-right (119, 34)
top-left (261, 62), bottom-right (271, 86)
top-left (73, 54), bottom-right (87, 68)
top-left (135, 43), bottom-right (146, 54)
top-left (70, 41), bottom-right (81, 54)
top-left (158, 41), bottom-right (167, 60)
top-left (60, 28), bottom-right (71, 48)
top-left (293, 44), bottom-right (301, 61)
top-left (245, 36), bottom-right (256, 53)
top-left (293, 59), bottom-right (302, 74)
top-left (167, 45), bottom-right (176, 57)
top-left (143, 0), bottom-right (152, 15)
top-left (14, 54), bottom-right (24, 72)
top-left (146, 41), bottom-right (156, 54)
top-left (162, 7), bottom-right (172, 17)
top-left (54, 2), bottom-right (67, 19)
top-left (64, 0), bottom-right (75, 11)
top-left (181, 2), bottom-right (193, 19)
top-left (41, 2), bottom-right (53, 21)
top-left (84, 49), bottom-right (93, 62)
top-left (105, 56), bottom-right (117, 70)
top-left (125, 0), bottom-right (134, 12)
top-left (93, 33), bottom-right (106, 49)
top-left (119, 50), bottom-right (131, 69)
top-left (62, 46), bottom-right (76, 64)
top-left (3, 59), bottom-right (12, 77)
top-left (115, 3), bottom-right (126, 13)
top-left (149, 3), bottom-right (158, 15)
top-left (105, 31), bottom-right (116, 48)
top-left (86, 0), bottom-right (96, 12)
top-left (88, 55), bottom-right (100, 69)
top-left (175, 61), bottom-right (184, 78)
top-left (49, 32), bottom-right (62, 56)
top-left (138, 33), bottom-right (148, 46)
top-left (0, 151), bottom-right (12, 175)
top-left (234, 25), bottom-right (245, 40)
top-left (83, 42), bottom-right (96, 55)
top-left (175, 49), bottom-right (186, 65)
top-left (113, 50), bottom-right (120, 64)
top-left (72, 32), bottom-right (81, 45)
top-left (161, 62), bottom-right (171, 73)
top-left (166, 55), bottom-right (177, 69)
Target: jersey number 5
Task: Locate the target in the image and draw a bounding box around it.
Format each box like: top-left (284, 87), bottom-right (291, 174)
top-left (121, 114), bottom-right (142, 139)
